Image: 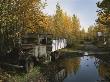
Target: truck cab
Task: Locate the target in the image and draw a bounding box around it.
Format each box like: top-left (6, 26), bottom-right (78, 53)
top-left (20, 33), bottom-right (53, 72)
top-left (0, 33), bottom-right (67, 72)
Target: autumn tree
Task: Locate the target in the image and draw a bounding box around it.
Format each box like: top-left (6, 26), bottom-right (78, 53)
top-left (49, 3), bottom-right (81, 46)
top-left (0, 0), bottom-right (46, 54)
top-left (71, 15), bottom-right (81, 41)
top-left (80, 28), bottom-right (86, 40)
top-left (97, 0), bottom-right (110, 27)
top-left (96, 0), bottom-right (110, 46)
top-left (96, 0), bottom-right (110, 37)
top-left (0, 0), bottom-right (83, 54)
top-left (54, 3), bottom-right (64, 37)
top-left (87, 26), bottom-right (96, 40)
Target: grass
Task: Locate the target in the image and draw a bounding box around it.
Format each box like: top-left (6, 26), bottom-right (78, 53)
top-left (60, 43), bottom-right (82, 52)
top-left (0, 66), bottom-right (40, 82)
top-left (59, 48), bottom-right (75, 53)
top-left (10, 67), bottom-right (40, 82)
top-left (59, 48), bottom-right (83, 58)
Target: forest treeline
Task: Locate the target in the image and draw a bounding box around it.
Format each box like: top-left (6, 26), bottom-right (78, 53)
top-left (0, 0), bottom-right (85, 53)
top-left (87, 0), bottom-right (110, 47)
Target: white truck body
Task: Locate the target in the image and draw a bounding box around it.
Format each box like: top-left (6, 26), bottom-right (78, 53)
top-left (52, 39), bottom-right (67, 52)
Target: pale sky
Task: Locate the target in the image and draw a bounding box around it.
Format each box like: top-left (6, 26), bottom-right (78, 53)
top-left (42, 0), bottom-right (101, 31)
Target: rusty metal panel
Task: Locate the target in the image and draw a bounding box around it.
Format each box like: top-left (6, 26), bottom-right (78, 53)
top-left (38, 45), bottom-right (47, 57)
top-left (34, 46), bottom-right (39, 58)
top-left (34, 45), bottom-right (47, 58)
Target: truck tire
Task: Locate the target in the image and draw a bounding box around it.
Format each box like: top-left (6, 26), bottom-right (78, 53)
top-left (24, 59), bottom-right (34, 73)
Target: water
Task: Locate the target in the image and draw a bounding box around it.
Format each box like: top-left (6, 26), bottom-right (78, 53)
top-left (63, 56), bottom-right (100, 82)
top-left (35, 53), bottom-right (110, 82)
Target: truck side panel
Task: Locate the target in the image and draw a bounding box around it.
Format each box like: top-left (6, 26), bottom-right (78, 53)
top-left (39, 46), bottom-right (47, 57)
top-left (34, 46), bottom-right (39, 57)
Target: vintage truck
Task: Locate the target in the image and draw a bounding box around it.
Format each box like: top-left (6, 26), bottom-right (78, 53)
top-left (0, 33), bottom-right (67, 72)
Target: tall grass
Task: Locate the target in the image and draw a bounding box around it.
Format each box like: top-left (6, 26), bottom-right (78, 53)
top-left (9, 67), bottom-right (40, 82)
top-left (0, 67), bottom-right (40, 82)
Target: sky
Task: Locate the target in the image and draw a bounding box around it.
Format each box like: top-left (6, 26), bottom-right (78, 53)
top-left (42, 0), bottom-right (101, 31)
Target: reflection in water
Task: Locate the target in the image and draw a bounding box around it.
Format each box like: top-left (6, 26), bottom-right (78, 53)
top-left (63, 57), bottom-right (80, 76)
top-left (63, 56), bottom-right (110, 82)
top-left (36, 55), bottom-right (110, 82)
top-left (55, 69), bottom-right (66, 82)
top-left (98, 62), bottom-right (110, 81)
top-left (64, 56), bottom-right (99, 82)
top-left (39, 60), bottom-right (67, 82)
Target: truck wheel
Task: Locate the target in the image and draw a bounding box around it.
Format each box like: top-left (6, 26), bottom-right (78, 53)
top-left (25, 60), bottom-right (34, 73)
